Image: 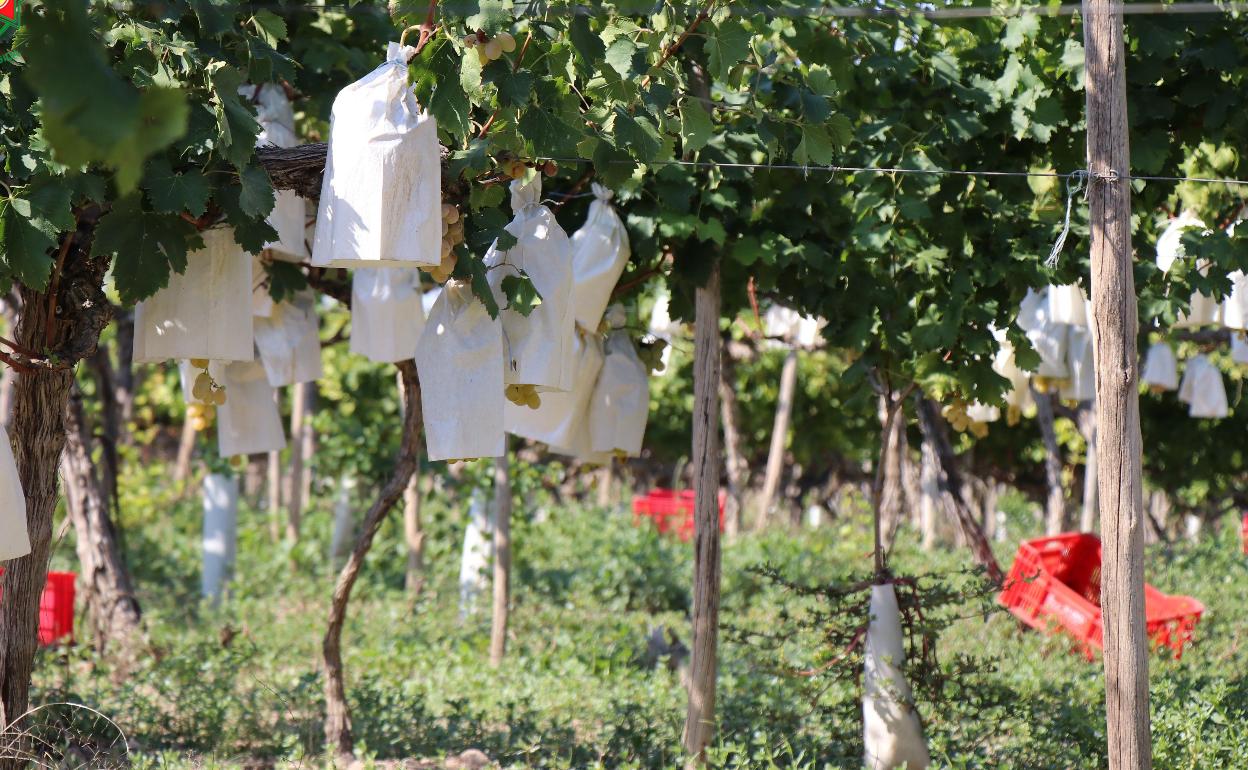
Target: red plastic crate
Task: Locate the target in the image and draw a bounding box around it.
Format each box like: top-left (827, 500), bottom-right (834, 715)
top-left (0, 569), bottom-right (76, 646)
top-left (632, 488), bottom-right (725, 542)
top-left (999, 533), bottom-right (1203, 659)
top-left (1241, 513), bottom-right (1248, 555)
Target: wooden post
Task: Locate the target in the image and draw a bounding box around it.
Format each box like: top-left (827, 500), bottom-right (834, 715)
top-left (718, 334), bottom-right (747, 537)
top-left (489, 450), bottom-right (512, 667)
top-left (1033, 389), bottom-right (1067, 535)
top-left (1084, 0), bottom-right (1151, 766)
top-left (284, 382), bottom-right (309, 542)
top-left (755, 348), bottom-right (798, 530)
top-left (1079, 406), bottom-right (1099, 533)
top-left (682, 262), bottom-right (722, 765)
top-left (403, 472), bottom-right (425, 597)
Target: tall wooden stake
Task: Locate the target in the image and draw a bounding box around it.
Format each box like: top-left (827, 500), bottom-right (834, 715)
top-left (1084, 1), bottom-right (1151, 767)
top-left (489, 450), bottom-right (512, 667)
top-left (754, 348), bottom-right (799, 530)
top-left (683, 262), bottom-right (722, 765)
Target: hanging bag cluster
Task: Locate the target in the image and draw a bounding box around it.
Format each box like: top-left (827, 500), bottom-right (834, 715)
top-left (215, 360), bottom-right (288, 457)
top-left (569, 183), bottom-right (631, 330)
top-left (134, 228), bottom-right (254, 364)
top-left (1016, 288), bottom-right (1068, 378)
top-left (485, 175), bottom-right (575, 391)
top-left (416, 280), bottom-right (505, 462)
top-left (312, 42), bottom-right (441, 269)
top-left (254, 290), bottom-right (323, 387)
top-left (351, 268), bottom-right (427, 363)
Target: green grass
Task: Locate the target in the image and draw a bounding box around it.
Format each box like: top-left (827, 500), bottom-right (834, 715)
top-left (31, 465), bottom-right (1248, 768)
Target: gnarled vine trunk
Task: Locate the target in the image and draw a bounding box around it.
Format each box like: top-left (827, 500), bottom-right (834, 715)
top-left (755, 348), bottom-right (798, 530)
top-left (0, 220), bottom-right (111, 729)
top-left (62, 387), bottom-right (141, 654)
top-left (322, 361), bottom-right (422, 759)
top-left (915, 398), bottom-right (1004, 584)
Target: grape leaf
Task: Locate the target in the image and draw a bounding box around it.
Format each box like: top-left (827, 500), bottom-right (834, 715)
top-left (0, 198), bottom-right (57, 291)
top-left (94, 195), bottom-right (198, 305)
top-left (237, 164), bottom-right (276, 219)
top-left (267, 261), bottom-right (308, 303)
top-left (501, 272), bottom-right (542, 317)
top-left (250, 10), bottom-right (287, 48)
top-left (144, 157), bottom-right (211, 216)
top-left (605, 37), bottom-right (641, 78)
top-left (679, 99), bottom-right (713, 153)
top-left (208, 64), bottom-right (261, 169)
top-left (706, 19), bottom-right (750, 82)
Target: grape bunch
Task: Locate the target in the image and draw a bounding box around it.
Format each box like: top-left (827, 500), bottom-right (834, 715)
top-left (187, 402), bottom-right (215, 432)
top-left (505, 383), bottom-right (541, 410)
top-left (498, 157), bottom-right (558, 180)
top-left (426, 203), bottom-right (463, 283)
top-left (1030, 375), bottom-right (1070, 395)
top-left (189, 359), bottom-right (226, 406)
top-left (942, 399), bottom-right (989, 439)
top-left (462, 30), bottom-right (516, 66)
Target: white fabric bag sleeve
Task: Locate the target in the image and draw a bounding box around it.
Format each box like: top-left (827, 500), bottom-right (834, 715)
top-left (863, 583), bottom-right (930, 770)
top-left (1223, 271), bottom-right (1248, 330)
top-left (0, 425), bottom-right (29, 562)
top-left (415, 280), bottom-right (505, 462)
top-left (216, 360), bottom-right (287, 457)
top-left (588, 331), bottom-right (649, 456)
top-left (484, 175), bottom-right (575, 390)
top-left (134, 227), bottom-right (255, 364)
top-left (311, 42), bottom-right (441, 269)
top-left (1141, 342), bottom-right (1179, 391)
top-left (350, 268), bottom-right (426, 363)
top-left (569, 183), bottom-right (631, 331)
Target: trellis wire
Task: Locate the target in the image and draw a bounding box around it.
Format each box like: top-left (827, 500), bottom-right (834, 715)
top-left (276, 2), bottom-right (1248, 19)
top-left (540, 156), bottom-right (1248, 188)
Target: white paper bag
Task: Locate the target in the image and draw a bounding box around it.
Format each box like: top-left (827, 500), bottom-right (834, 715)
top-left (254, 291), bottom-right (323, 387)
top-left (1016, 288), bottom-right (1068, 377)
top-left (965, 402), bottom-right (999, 423)
top-left (1222, 271), bottom-right (1248, 330)
top-left (241, 83), bottom-right (308, 262)
top-left (311, 42), bottom-right (441, 269)
top-left (1141, 343), bottom-right (1178, 390)
top-left (991, 334), bottom-right (1033, 412)
top-left (588, 331), bottom-right (649, 456)
top-left (216, 360), bottom-right (287, 457)
top-left (863, 582), bottom-right (930, 770)
top-left (134, 227), bottom-right (254, 364)
top-left (350, 268), bottom-right (426, 363)
top-left (252, 255), bottom-right (275, 318)
top-left (505, 330), bottom-right (605, 449)
top-left (415, 280), bottom-right (505, 462)
top-left (1156, 211), bottom-right (1206, 274)
top-left (569, 184), bottom-right (631, 331)
top-left (484, 175), bottom-right (574, 390)
top-left (0, 426), bottom-right (29, 562)
top-left (1233, 334), bottom-right (1248, 365)
top-left (202, 473), bottom-right (238, 604)
top-left (1060, 326), bottom-right (1095, 403)
top-left (1179, 355), bottom-right (1228, 418)
top-left (1047, 283), bottom-right (1088, 326)
top-left (1176, 289), bottom-right (1221, 329)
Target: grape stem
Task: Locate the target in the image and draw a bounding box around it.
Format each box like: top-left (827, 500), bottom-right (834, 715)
top-left (44, 213), bottom-right (79, 348)
top-left (477, 31), bottom-right (533, 138)
top-left (639, 0), bottom-right (718, 90)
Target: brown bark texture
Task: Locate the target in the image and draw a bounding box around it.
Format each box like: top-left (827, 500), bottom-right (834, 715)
top-left (754, 348), bottom-right (799, 530)
top-left (0, 218), bottom-right (111, 728)
top-left (717, 334), bottom-right (746, 538)
top-left (682, 263), bottom-right (722, 766)
top-left (489, 452), bottom-right (511, 667)
top-left (1084, 0), bottom-right (1151, 765)
top-left (62, 388), bottom-right (142, 654)
top-left (322, 361), bottom-right (422, 758)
